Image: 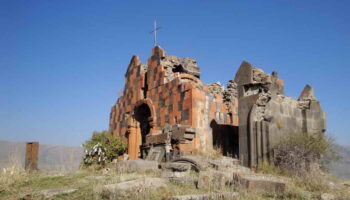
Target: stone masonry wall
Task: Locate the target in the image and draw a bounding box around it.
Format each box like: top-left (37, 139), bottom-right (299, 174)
top-left (235, 61), bottom-right (326, 167)
top-left (110, 47), bottom-right (239, 159)
top-left (109, 46), bottom-right (325, 166)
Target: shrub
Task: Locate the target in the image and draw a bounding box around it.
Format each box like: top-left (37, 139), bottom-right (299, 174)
top-left (273, 132), bottom-right (338, 175)
top-left (82, 130), bottom-right (126, 166)
top-left (257, 161), bottom-right (282, 175)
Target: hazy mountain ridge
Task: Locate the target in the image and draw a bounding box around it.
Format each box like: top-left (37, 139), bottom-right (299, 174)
top-left (329, 145), bottom-right (350, 179)
top-left (0, 140), bottom-right (83, 172)
top-left (0, 140), bottom-right (349, 178)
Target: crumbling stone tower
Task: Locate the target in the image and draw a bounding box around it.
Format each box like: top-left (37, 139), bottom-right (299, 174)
top-left (109, 46), bottom-right (326, 167)
top-left (235, 62), bottom-right (326, 167)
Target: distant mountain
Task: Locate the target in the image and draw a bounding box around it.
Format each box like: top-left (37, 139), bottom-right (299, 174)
top-left (0, 140), bottom-right (83, 172)
top-left (329, 145), bottom-right (350, 179)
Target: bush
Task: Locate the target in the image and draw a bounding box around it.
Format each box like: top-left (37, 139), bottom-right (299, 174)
top-left (82, 130), bottom-right (126, 166)
top-left (273, 132), bottom-right (338, 175)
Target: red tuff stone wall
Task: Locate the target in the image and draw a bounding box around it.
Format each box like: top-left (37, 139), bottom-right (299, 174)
top-left (109, 55), bottom-right (146, 139)
top-left (109, 46), bottom-right (239, 158)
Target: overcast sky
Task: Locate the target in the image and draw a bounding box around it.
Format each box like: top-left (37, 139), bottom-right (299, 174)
top-left (1, 0), bottom-right (349, 146)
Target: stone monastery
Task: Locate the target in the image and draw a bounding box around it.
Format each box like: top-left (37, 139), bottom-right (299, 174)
top-left (109, 46), bottom-right (326, 167)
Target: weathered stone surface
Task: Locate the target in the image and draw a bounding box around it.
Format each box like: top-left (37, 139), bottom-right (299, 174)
top-left (110, 160), bottom-right (159, 173)
top-left (207, 82), bottom-right (224, 96)
top-left (299, 84), bottom-right (316, 101)
top-left (172, 156), bottom-right (210, 172)
top-left (167, 192), bottom-right (239, 200)
top-left (252, 68), bottom-right (271, 84)
top-left (197, 170), bottom-right (233, 190)
top-left (170, 124), bottom-right (196, 141)
top-left (236, 60), bottom-right (326, 168)
top-left (208, 156), bottom-right (239, 170)
top-left (223, 80), bottom-right (238, 110)
top-left (102, 177), bottom-right (167, 194)
top-left (39, 188), bottom-right (77, 198)
top-left (164, 162), bottom-right (192, 172)
top-left (161, 56), bottom-right (200, 79)
top-left (233, 173), bottom-right (286, 193)
top-left (146, 146), bottom-right (165, 162)
top-left (162, 162), bottom-right (195, 184)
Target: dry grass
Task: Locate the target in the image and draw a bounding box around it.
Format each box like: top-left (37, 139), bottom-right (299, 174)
top-left (199, 146), bottom-right (223, 160)
top-left (256, 161), bottom-right (283, 176)
top-left (0, 166), bottom-right (29, 196)
top-left (0, 165), bottom-right (101, 199)
top-left (1, 162), bottom-right (349, 200)
top-left (256, 161), bottom-right (350, 200)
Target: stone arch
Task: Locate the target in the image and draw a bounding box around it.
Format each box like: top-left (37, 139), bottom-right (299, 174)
top-left (134, 99), bottom-right (157, 130)
top-left (134, 104), bottom-right (151, 146)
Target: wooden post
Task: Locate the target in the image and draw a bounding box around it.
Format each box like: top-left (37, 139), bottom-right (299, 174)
top-left (25, 142), bottom-right (39, 171)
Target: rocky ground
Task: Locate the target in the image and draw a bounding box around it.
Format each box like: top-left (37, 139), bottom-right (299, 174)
top-left (1, 156), bottom-right (350, 200)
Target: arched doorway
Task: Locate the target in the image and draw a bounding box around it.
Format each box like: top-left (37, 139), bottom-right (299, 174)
top-left (134, 103), bottom-right (152, 147)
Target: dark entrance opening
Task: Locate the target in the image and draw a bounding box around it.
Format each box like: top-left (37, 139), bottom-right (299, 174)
top-left (210, 120), bottom-right (239, 158)
top-left (134, 103), bottom-right (151, 145)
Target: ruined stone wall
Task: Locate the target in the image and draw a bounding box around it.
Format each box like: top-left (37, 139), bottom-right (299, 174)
top-left (192, 83), bottom-right (238, 153)
top-left (235, 61), bottom-right (326, 167)
top-left (109, 46), bottom-right (239, 158)
top-left (109, 55), bottom-right (146, 139)
top-left (109, 46), bottom-right (325, 166)
top-left (146, 47), bottom-right (198, 132)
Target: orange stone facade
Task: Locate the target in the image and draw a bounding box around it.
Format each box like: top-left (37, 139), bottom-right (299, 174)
top-left (109, 46), bottom-right (239, 160)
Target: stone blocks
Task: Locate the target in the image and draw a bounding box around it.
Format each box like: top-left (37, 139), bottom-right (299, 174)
top-left (197, 170), bottom-right (233, 190)
top-left (110, 160), bottom-right (159, 173)
top-left (233, 173), bottom-right (286, 194)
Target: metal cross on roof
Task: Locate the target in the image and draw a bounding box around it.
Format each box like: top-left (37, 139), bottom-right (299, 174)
top-left (150, 20), bottom-right (162, 46)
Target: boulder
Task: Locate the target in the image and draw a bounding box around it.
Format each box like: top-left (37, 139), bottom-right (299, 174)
top-left (233, 173), bottom-right (286, 194)
top-left (162, 162), bottom-right (195, 185)
top-left (164, 162), bottom-right (192, 172)
top-left (197, 170), bottom-right (233, 190)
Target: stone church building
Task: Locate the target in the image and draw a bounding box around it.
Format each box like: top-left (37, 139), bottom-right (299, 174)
top-left (109, 46), bottom-right (326, 167)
